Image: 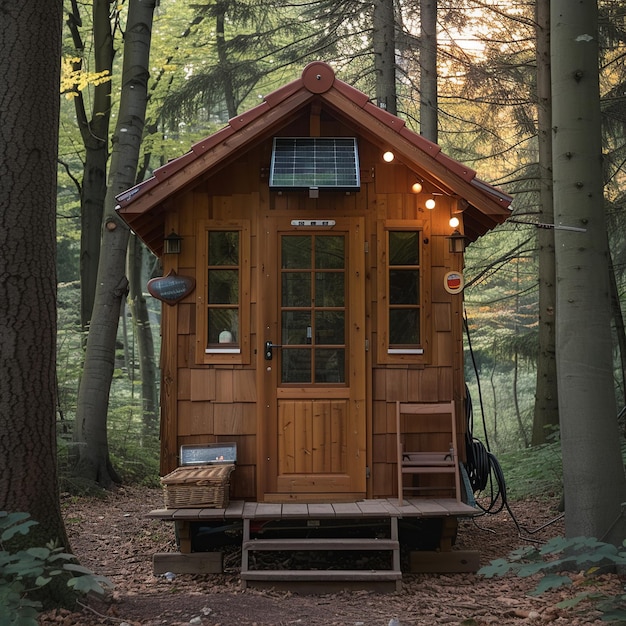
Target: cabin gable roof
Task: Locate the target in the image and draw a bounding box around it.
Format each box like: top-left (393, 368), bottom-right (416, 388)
top-left (117, 61), bottom-right (511, 255)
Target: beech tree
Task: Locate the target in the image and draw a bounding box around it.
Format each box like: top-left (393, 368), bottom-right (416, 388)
top-left (64, 0), bottom-right (116, 330)
top-left (0, 0), bottom-right (69, 551)
top-left (551, 0), bottom-right (626, 543)
top-left (74, 0), bottom-right (157, 486)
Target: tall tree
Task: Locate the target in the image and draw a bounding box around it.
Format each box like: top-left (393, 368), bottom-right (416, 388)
top-left (551, 0), bottom-right (626, 542)
top-left (0, 0), bottom-right (69, 551)
top-left (419, 0), bottom-right (437, 142)
top-left (532, 0), bottom-right (559, 445)
top-left (373, 0), bottom-right (397, 114)
top-left (74, 0), bottom-right (157, 486)
top-left (65, 0), bottom-right (116, 330)
top-left (127, 236), bottom-right (159, 438)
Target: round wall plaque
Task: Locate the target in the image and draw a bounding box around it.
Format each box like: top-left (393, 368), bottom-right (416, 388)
top-left (444, 271), bottom-right (464, 294)
top-left (147, 270), bottom-right (195, 305)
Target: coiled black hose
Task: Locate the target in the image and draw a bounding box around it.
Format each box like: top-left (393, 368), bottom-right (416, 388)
top-left (464, 386), bottom-right (507, 514)
top-left (463, 311), bottom-right (564, 538)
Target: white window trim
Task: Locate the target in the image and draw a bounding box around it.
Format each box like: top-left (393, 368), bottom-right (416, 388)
top-left (205, 348), bottom-right (241, 354)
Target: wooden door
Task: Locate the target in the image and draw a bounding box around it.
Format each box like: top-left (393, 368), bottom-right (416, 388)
top-left (261, 216), bottom-right (366, 501)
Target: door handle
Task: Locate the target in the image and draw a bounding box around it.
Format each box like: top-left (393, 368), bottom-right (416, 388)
top-left (264, 341), bottom-right (282, 361)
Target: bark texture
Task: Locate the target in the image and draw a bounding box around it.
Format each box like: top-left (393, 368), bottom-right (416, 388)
top-left (66, 0), bottom-right (115, 329)
top-left (532, 0), bottom-right (559, 445)
top-left (551, 0), bottom-right (626, 543)
top-left (419, 0), bottom-right (437, 143)
top-left (373, 0), bottom-right (397, 115)
top-left (127, 236), bottom-right (159, 438)
top-left (0, 0), bottom-right (68, 549)
top-left (74, 0), bottom-right (156, 486)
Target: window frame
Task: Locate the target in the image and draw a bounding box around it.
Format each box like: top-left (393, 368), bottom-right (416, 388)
top-left (376, 220), bottom-right (431, 364)
top-left (196, 220), bottom-right (250, 365)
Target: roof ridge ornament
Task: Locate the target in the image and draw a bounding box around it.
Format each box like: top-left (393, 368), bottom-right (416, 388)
top-left (302, 61), bottom-right (335, 94)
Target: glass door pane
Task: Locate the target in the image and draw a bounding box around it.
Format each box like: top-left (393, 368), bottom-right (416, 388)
top-left (280, 233), bottom-right (346, 384)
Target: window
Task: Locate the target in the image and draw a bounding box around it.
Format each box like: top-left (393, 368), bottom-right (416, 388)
top-left (279, 233), bottom-right (347, 384)
top-left (377, 221), bottom-right (429, 362)
top-left (197, 221), bottom-right (250, 363)
top-left (388, 230), bottom-right (421, 348)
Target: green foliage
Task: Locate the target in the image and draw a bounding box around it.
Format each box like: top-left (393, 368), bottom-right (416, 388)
top-left (56, 282), bottom-right (161, 490)
top-left (0, 512), bottom-right (113, 625)
top-left (497, 440), bottom-right (563, 500)
top-left (497, 438), bottom-right (626, 502)
top-left (480, 536), bottom-right (626, 622)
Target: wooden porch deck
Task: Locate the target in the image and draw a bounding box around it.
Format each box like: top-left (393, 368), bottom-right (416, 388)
top-left (148, 498), bottom-right (479, 591)
top-left (147, 497), bottom-right (477, 523)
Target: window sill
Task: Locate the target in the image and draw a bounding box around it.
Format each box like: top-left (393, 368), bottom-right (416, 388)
top-left (206, 348), bottom-right (241, 354)
top-left (387, 348), bottom-right (424, 355)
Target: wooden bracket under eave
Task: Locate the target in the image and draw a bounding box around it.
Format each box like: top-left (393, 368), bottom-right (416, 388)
top-left (310, 101), bottom-right (321, 137)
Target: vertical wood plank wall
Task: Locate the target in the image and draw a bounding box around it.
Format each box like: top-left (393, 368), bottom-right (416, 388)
top-left (159, 136), bottom-right (466, 501)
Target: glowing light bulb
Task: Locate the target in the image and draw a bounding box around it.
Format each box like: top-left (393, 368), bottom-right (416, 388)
top-left (425, 198), bottom-right (436, 210)
top-left (411, 182), bottom-right (423, 194)
top-left (449, 216), bottom-right (460, 228)
top-left (383, 151), bottom-right (395, 163)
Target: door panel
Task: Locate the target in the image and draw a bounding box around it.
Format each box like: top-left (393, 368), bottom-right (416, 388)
top-left (262, 217), bottom-right (366, 500)
top-left (277, 400), bottom-right (347, 474)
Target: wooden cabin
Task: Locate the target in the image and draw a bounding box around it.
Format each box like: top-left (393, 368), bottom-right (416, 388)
top-left (117, 62), bottom-right (511, 586)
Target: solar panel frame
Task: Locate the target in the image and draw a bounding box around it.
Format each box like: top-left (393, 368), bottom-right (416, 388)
top-left (269, 137), bottom-right (361, 191)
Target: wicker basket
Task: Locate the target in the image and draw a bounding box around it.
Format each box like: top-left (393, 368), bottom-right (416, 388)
top-left (161, 464), bottom-right (235, 509)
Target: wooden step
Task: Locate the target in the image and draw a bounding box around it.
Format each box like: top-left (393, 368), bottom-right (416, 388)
top-left (241, 569), bottom-right (402, 582)
top-left (242, 538), bottom-right (398, 551)
top-left (241, 569), bottom-right (402, 592)
top-left (240, 516), bottom-right (402, 591)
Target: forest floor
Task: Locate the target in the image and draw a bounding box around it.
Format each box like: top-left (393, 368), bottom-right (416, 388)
top-left (38, 486), bottom-right (624, 626)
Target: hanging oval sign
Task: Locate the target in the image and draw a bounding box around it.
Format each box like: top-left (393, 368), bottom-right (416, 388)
top-left (147, 269), bottom-right (195, 305)
top-left (444, 271), bottom-right (464, 294)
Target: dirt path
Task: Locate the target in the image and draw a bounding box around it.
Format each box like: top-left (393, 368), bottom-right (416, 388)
top-left (38, 487), bottom-right (623, 625)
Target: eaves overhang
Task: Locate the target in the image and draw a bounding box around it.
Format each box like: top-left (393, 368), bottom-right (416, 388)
top-left (116, 61), bottom-right (511, 256)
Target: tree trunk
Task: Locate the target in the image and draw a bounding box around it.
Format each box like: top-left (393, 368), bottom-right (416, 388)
top-left (608, 249), bottom-right (626, 411)
top-left (127, 236), bottom-right (159, 439)
top-left (373, 0), bottom-right (397, 115)
top-left (66, 0), bottom-right (115, 329)
top-left (0, 0), bottom-right (69, 553)
top-left (489, 351), bottom-right (499, 448)
top-left (419, 0), bottom-right (437, 142)
top-left (551, 0), bottom-right (626, 543)
top-left (512, 262), bottom-right (529, 447)
top-left (74, 0), bottom-right (156, 487)
top-left (215, 5), bottom-right (238, 118)
top-left (532, 0), bottom-right (559, 445)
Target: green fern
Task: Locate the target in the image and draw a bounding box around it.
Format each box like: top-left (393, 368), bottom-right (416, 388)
top-left (0, 511), bottom-right (113, 626)
top-left (480, 535), bottom-right (626, 622)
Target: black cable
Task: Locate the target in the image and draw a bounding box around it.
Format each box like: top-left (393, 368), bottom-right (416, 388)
top-left (463, 309), bottom-right (564, 542)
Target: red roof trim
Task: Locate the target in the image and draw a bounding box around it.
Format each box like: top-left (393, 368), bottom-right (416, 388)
top-left (191, 126), bottom-right (236, 157)
top-left (363, 102), bottom-right (406, 132)
top-left (228, 101), bottom-right (271, 131)
top-left (116, 62), bottom-right (511, 247)
top-left (399, 127), bottom-right (441, 157)
top-left (153, 151), bottom-right (197, 181)
top-left (434, 151), bottom-right (476, 183)
top-left (263, 77), bottom-right (303, 108)
top-left (333, 80), bottom-right (371, 108)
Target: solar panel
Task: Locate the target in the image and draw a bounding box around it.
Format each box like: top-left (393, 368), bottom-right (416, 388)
top-left (269, 137), bottom-right (360, 190)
